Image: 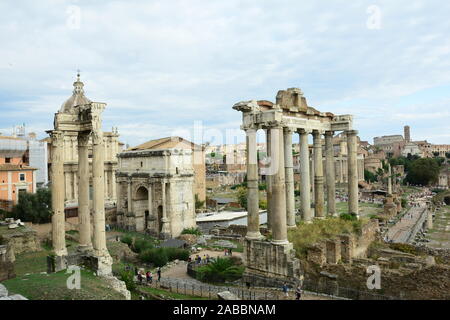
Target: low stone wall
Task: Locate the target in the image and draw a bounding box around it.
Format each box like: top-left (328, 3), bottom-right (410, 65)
top-left (306, 220), bottom-right (380, 266)
top-left (416, 246), bottom-right (450, 264)
top-left (1, 226), bottom-right (40, 255)
top-left (242, 239), bottom-right (301, 288)
top-left (0, 244), bottom-right (15, 281)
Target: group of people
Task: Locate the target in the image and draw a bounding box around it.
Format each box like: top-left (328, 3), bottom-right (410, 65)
top-left (136, 267), bottom-right (162, 285)
top-left (191, 254), bottom-right (211, 264)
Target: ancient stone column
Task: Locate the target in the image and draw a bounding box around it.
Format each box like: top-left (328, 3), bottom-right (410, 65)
top-left (160, 181), bottom-right (171, 237)
top-left (77, 133), bottom-right (92, 252)
top-left (111, 170), bottom-right (117, 203)
top-left (313, 130), bottom-right (325, 218)
top-left (427, 210), bottom-right (433, 229)
top-left (51, 131), bottom-right (67, 256)
top-left (284, 127), bottom-right (296, 227)
top-left (299, 129), bottom-right (312, 222)
top-left (388, 164), bottom-right (392, 194)
top-left (346, 130), bottom-right (359, 217)
top-left (92, 131), bottom-right (109, 256)
top-left (310, 153), bottom-right (315, 203)
top-left (265, 129), bottom-right (273, 231)
top-left (147, 184), bottom-right (152, 228)
top-left (325, 131), bottom-right (336, 216)
top-left (127, 178), bottom-right (132, 213)
top-left (270, 127), bottom-right (288, 244)
top-left (245, 128), bottom-right (262, 240)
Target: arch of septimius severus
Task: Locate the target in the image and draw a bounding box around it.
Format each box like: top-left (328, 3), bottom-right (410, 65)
top-left (47, 74), bottom-right (112, 275)
top-left (233, 88), bottom-right (358, 286)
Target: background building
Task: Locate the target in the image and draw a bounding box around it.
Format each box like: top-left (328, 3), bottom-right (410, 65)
top-left (116, 140), bottom-right (197, 238)
top-left (0, 135), bottom-right (37, 211)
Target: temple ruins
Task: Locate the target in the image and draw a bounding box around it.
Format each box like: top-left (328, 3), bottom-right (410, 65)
top-left (47, 74), bottom-right (112, 275)
top-left (233, 88), bottom-right (358, 286)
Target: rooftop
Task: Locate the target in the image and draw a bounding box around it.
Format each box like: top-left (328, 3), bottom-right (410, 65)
top-left (128, 136), bottom-right (201, 151)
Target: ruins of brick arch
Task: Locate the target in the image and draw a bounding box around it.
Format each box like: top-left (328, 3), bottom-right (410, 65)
top-left (233, 88), bottom-right (359, 285)
top-left (47, 73), bottom-right (112, 275)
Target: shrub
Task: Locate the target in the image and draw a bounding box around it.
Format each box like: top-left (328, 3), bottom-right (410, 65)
top-left (181, 227), bottom-right (202, 236)
top-left (340, 213), bottom-right (358, 221)
top-left (165, 247), bottom-right (190, 261)
top-left (236, 186), bottom-right (247, 209)
top-left (119, 269), bottom-right (136, 291)
top-left (259, 199), bottom-right (267, 210)
top-left (294, 190), bottom-right (300, 197)
top-left (258, 183), bottom-right (266, 191)
top-left (139, 248), bottom-right (169, 267)
top-left (196, 257), bottom-right (244, 283)
top-left (195, 194), bottom-right (205, 209)
top-left (132, 238), bottom-right (154, 253)
top-left (120, 235), bottom-right (133, 246)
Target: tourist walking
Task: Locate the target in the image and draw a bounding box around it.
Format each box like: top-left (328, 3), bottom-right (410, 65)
top-left (282, 282), bottom-right (289, 297)
top-left (157, 267), bottom-right (162, 282)
top-left (146, 271), bottom-right (152, 284)
top-left (295, 285), bottom-right (302, 300)
top-left (137, 271), bottom-right (143, 284)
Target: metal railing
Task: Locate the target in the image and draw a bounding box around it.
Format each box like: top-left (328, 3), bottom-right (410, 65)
top-left (135, 277), bottom-right (397, 300)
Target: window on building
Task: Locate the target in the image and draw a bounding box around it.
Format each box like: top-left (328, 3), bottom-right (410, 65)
top-left (5, 157), bottom-right (11, 163)
top-left (19, 173), bottom-right (25, 181)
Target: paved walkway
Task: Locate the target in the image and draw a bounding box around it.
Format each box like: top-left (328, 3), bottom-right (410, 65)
top-left (385, 202), bottom-right (427, 243)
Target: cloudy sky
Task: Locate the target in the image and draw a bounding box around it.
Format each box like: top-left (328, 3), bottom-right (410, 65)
top-left (0, 0), bottom-right (449, 147)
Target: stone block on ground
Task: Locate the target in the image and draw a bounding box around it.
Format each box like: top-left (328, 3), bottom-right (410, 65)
top-left (217, 291), bottom-right (240, 300)
top-left (0, 284), bottom-right (8, 298)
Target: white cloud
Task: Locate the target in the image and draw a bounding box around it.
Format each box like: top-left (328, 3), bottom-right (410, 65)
top-left (0, 0), bottom-right (449, 145)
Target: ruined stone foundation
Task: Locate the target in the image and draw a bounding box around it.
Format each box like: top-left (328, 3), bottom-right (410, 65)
top-left (241, 239), bottom-right (302, 287)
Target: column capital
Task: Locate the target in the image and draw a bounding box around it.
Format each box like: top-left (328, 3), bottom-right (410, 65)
top-left (91, 130), bottom-right (104, 145)
top-left (50, 131), bottom-right (64, 148)
top-left (283, 127), bottom-right (295, 134)
top-left (312, 129), bottom-right (324, 136)
top-left (244, 127), bottom-right (258, 134)
top-left (324, 130), bottom-right (334, 137)
top-left (346, 130), bottom-right (358, 136)
top-left (78, 133), bottom-right (90, 147)
top-left (298, 128), bottom-right (312, 135)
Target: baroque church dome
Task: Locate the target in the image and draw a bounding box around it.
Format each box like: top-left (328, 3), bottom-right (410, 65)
top-left (60, 73), bottom-right (92, 113)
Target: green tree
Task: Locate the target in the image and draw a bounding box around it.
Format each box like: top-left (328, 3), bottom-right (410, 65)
top-left (236, 186), bottom-right (247, 210)
top-left (405, 158), bottom-right (440, 185)
top-left (196, 257), bottom-right (244, 283)
top-left (364, 169), bottom-right (377, 183)
top-left (11, 188), bottom-right (52, 223)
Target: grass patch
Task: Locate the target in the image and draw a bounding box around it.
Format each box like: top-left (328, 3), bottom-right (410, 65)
top-left (288, 217), bottom-right (368, 258)
top-left (14, 250), bottom-right (50, 276)
top-left (2, 269), bottom-right (126, 300)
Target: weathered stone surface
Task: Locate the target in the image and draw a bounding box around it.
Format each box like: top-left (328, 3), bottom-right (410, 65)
top-left (178, 234), bottom-right (197, 245)
top-left (102, 275), bottom-right (131, 300)
top-left (217, 291), bottom-right (239, 300)
top-left (0, 284), bottom-right (8, 297)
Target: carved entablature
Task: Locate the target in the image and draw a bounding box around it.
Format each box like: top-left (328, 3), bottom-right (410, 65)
top-left (232, 100), bottom-right (260, 113)
top-left (233, 88), bottom-right (353, 134)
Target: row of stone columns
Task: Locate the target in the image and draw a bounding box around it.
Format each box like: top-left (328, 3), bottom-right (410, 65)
top-left (244, 127), bottom-right (359, 244)
top-left (51, 130), bottom-right (109, 257)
